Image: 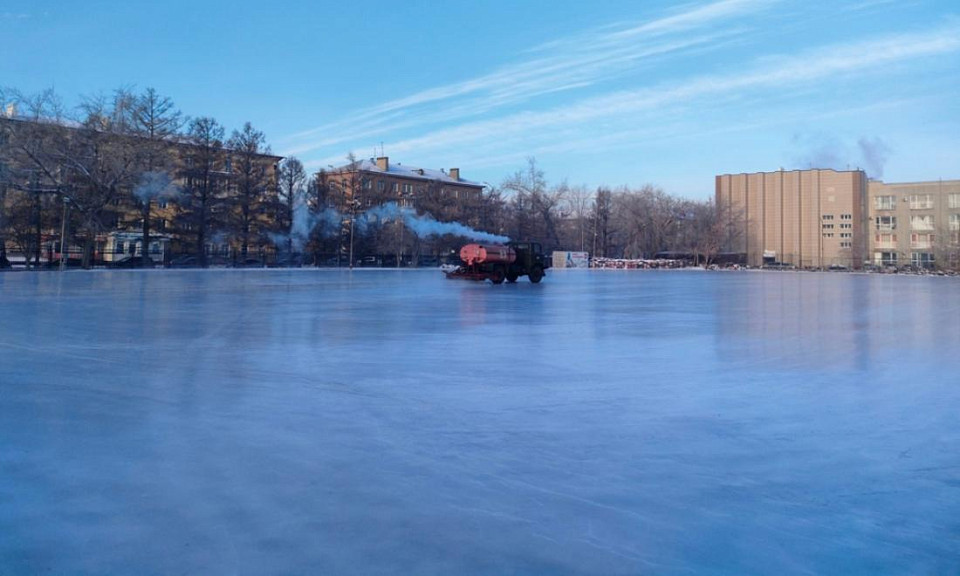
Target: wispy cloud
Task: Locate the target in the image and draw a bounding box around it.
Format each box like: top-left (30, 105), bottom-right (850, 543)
top-left (0, 12), bottom-right (31, 20)
top-left (280, 0), bottom-right (775, 157)
top-left (307, 24), bottom-right (960, 170)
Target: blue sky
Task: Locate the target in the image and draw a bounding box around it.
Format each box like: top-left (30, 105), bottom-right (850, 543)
top-left (2, 0), bottom-right (958, 199)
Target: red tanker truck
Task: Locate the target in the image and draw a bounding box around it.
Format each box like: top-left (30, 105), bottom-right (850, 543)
top-left (445, 241), bottom-right (550, 284)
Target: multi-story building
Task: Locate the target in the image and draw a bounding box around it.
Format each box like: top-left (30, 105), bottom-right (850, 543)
top-left (717, 168), bottom-right (960, 270)
top-left (323, 156), bottom-right (484, 211)
top-left (0, 115), bottom-right (282, 266)
top-left (867, 179), bottom-right (960, 269)
top-left (715, 169), bottom-right (869, 268)
top-left (320, 156), bottom-right (486, 262)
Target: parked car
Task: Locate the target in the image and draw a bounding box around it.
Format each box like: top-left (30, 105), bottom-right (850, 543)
top-left (269, 254), bottom-right (304, 268)
top-left (232, 257), bottom-right (265, 268)
top-left (167, 255), bottom-right (230, 268)
top-left (111, 256), bottom-right (156, 269)
top-left (762, 262), bottom-right (794, 270)
top-left (168, 255), bottom-right (200, 268)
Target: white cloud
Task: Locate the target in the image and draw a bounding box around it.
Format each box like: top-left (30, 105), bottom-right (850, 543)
top-left (308, 25), bottom-right (958, 171)
top-left (280, 0), bottom-right (774, 156)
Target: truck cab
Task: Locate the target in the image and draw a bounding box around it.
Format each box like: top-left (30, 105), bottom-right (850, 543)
top-left (506, 241), bottom-right (550, 283)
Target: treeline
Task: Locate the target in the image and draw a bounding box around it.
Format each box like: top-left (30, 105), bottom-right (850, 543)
top-left (0, 86), bottom-right (291, 268)
top-left (1, 86), bottom-right (734, 269)
top-left (488, 158), bottom-right (734, 262)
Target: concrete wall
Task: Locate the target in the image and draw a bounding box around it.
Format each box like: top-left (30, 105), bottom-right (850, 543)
top-left (716, 169), bottom-right (867, 268)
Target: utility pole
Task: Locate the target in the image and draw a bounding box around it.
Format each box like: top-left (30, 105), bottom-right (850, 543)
top-left (59, 197), bottom-right (69, 271)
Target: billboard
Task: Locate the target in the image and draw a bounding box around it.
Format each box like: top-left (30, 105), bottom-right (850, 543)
top-left (552, 251), bottom-right (590, 269)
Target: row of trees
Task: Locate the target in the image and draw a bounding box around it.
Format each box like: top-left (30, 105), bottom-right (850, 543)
top-left (1, 86), bottom-right (732, 269)
top-left (0, 86), bottom-right (285, 268)
top-left (492, 158), bottom-right (731, 262)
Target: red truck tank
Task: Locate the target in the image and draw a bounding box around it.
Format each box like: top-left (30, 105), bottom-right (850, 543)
top-left (459, 243), bottom-right (516, 266)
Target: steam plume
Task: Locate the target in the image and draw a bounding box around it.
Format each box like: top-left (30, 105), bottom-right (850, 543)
top-left (134, 171), bottom-right (180, 203)
top-left (272, 201), bottom-right (509, 252)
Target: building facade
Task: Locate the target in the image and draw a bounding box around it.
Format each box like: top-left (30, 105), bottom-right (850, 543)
top-left (1, 116), bottom-right (282, 267)
top-left (717, 169), bottom-right (960, 270)
top-left (867, 179), bottom-right (960, 269)
top-left (322, 156), bottom-right (484, 212)
top-left (716, 169), bottom-right (869, 268)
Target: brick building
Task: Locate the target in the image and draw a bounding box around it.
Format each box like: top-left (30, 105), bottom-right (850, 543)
top-left (716, 168), bottom-right (960, 270)
top-left (716, 169), bottom-right (869, 268)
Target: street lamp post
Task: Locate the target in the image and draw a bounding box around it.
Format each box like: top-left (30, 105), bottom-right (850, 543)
top-left (397, 189), bottom-right (410, 268)
top-left (59, 197), bottom-right (70, 272)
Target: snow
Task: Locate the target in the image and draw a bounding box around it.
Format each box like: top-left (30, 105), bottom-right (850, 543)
top-left (1, 269), bottom-right (959, 574)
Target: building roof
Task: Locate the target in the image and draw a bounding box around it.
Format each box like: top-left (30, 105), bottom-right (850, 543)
top-left (0, 116), bottom-right (284, 162)
top-left (329, 158), bottom-right (485, 188)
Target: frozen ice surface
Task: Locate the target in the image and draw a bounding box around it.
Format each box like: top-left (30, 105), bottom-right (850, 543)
top-left (1, 269), bottom-right (959, 574)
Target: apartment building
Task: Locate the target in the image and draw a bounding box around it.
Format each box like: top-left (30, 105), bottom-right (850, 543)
top-left (716, 169), bottom-right (868, 268)
top-left (868, 179), bottom-right (960, 269)
top-left (1, 116), bottom-right (282, 266)
top-left (322, 156), bottom-right (484, 212)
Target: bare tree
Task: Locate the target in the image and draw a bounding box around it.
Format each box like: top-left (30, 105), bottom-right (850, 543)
top-left (591, 187), bottom-right (614, 258)
top-left (277, 157), bottom-right (306, 237)
top-left (66, 88), bottom-right (143, 267)
top-left (1, 88), bottom-right (69, 267)
top-left (501, 157), bottom-right (546, 242)
top-left (132, 88), bottom-right (183, 266)
top-left (227, 122), bottom-right (272, 261)
top-left (177, 117), bottom-right (226, 267)
top-left (563, 184), bottom-right (593, 252)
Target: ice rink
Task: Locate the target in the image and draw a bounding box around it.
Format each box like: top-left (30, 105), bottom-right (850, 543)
top-left (1, 268), bottom-right (959, 574)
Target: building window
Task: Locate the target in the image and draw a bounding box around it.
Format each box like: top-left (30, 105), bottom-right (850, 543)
top-left (225, 158), bottom-right (232, 173)
top-left (910, 215), bottom-right (934, 231)
top-left (950, 214), bottom-right (960, 231)
top-left (840, 214), bottom-right (852, 220)
top-left (840, 232), bottom-right (852, 238)
top-left (910, 233), bottom-right (934, 249)
top-left (822, 214), bottom-right (834, 220)
top-left (876, 215), bottom-right (896, 231)
top-left (911, 252), bottom-right (935, 268)
top-left (822, 223), bottom-right (834, 229)
top-left (875, 233), bottom-right (897, 248)
top-left (840, 241), bottom-right (852, 248)
top-left (949, 193), bottom-right (960, 209)
top-left (393, 182), bottom-right (399, 193)
top-left (840, 223), bottom-right (852, 229)
top-left (909, 194), bottom-right (934, 209)
top-left (402, 183), bottom-right (413, 194)
top-left (822, 233), bottom-right (834, 238)
top-left (377, 180), bottom-right (386, 192)
top-left (877, 251), bottom-right (897, 265)
top-left (875, 195), bottom-right (896, 210)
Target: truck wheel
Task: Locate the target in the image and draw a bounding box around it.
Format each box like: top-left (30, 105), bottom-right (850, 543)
top-left (506, 271), bottom-right (518, 283)
top-left (490, 267), bottom-right (505, 284)
top-left (529, 266), bottom-right (544, 283)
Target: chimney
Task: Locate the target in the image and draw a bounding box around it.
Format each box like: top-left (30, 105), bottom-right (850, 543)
top-left (376, 156), bottom-right (389, 171)
top-left (449, 168), bottom-right (460, 181)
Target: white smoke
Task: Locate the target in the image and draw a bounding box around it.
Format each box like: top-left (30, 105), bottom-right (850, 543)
top-left (271, 201), bottom-right (342, 253)
top-left (271, 201), bottom-right (509, 252)
top-left (134, 171), bottom-right (180, 203)
top-left (356, 202), bottom-right (510, 244)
